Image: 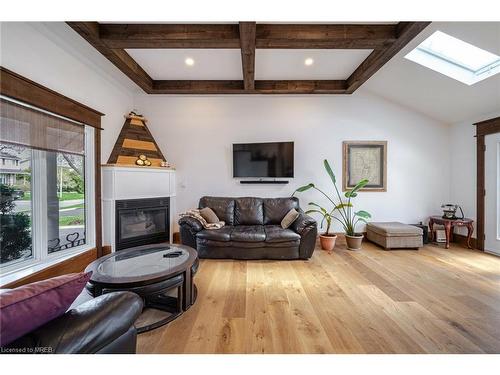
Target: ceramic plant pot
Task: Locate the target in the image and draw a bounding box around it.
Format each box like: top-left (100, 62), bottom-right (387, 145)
top-left (319, 233), bottom-right (337, 251)
top-left (345, 234), bottom-right (364, 251)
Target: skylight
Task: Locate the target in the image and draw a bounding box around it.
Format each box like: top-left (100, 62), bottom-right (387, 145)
top-left (405, 31), bottom-right (500, 85)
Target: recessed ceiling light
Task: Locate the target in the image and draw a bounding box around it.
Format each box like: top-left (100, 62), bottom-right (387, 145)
top-left (185, 57), bottom-right (195, 66)
top-left (304, 58), bottom-right (314, 66)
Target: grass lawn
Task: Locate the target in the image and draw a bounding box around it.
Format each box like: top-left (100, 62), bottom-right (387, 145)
top-left (21, 192), bottom-right (84, 201)
top-left (59, 215), bottom-right (85, 226)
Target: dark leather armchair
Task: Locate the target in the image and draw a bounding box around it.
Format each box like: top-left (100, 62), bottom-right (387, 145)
top-left (179, 196), bottom-right (317, 260)
top-left (4, 291), bottom-right (143, 354)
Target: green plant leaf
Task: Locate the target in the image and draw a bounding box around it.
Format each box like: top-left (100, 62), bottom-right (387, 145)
top-left (323, 159), bottom-right (336, 185)
top-left (293, 183), bottom-right (315, 195)
top-left (351, 179), bottom-right (369, 192)
top-left (305, 209), bottom-right (324, 216)
top-left (334, 202), bottom-right (352, 210)
top-left (345, 179), bottom-right (369, 198)
top-left (308, 202), bottom-right (328, 214)
top-left (355, 210), bottom-right (371, 219)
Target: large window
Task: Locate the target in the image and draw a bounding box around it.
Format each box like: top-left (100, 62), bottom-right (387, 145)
top-left (0, 97), bottom-right (95, 273)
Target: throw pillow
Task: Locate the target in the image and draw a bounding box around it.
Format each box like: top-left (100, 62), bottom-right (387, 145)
top-left (200, 207), bottom-right (219, 224)
top-left (0, 271), bottom-right (91, 346)
top-left (281, 208), bottom-right (300, 229)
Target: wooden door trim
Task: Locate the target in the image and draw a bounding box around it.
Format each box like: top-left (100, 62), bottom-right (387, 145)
top-left (475, 116), bottom-right (500, 251)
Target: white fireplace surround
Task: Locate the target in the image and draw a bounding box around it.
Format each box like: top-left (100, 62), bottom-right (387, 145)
top-left (102, 165), bottom-right (176, 252)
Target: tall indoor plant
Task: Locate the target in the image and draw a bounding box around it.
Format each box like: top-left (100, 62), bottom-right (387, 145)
top-left (293, 159), bottom-right (371, 250)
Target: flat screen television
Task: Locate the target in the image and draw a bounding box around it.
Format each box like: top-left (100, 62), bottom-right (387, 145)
top-left (233, 142), bottom-right (294, 178)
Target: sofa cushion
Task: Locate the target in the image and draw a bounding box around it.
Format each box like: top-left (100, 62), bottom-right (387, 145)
top-left (265, 240), bottom-right (300, 248)
top-left (281, 208), bottom-right (300, 229)
top-left (199, 197), bottom-right (235, 225)
top-left (0, 272), bottom-right (91, 346)
top-left (265, 225), bottom-right (301, 243)
top-left (199, 207), bottom-right (219, 224)
top-left (263, 197), bottom-right (299, 225)
top-left (230, 225), bottom-right (266, 242)
top-left (197, 226), bottom-right (233, 242)
top-left (234, 197), bottom-right (264, 225)
top-left (230, 241), bottom-right (268, 248)
top-left (197, 238), bottom-right (233, 248)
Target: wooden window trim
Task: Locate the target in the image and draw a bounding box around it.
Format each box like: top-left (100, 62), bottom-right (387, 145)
top-left (0, 67), bottom-right (103, 129)
top-left (474, 116), bottom-right (500, 251)
top-left (0, 67), bottom-right (104, 258)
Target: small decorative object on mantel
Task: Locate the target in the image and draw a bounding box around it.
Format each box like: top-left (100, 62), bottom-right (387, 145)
top-left (135, 154), bottom-right (152, 167)
top-left (107, 111), bottom-right (169, 167)
top-left (343, 141), bottom-right (387, 192)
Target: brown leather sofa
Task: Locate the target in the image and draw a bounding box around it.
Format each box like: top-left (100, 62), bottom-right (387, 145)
top-left (179, 196), bottom-right (317, 260)
top-left (3, 291), bottom-right (143, 354)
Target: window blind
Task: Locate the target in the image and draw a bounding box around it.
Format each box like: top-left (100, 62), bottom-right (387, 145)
top-left (0, 98), bottom-right (84, 155)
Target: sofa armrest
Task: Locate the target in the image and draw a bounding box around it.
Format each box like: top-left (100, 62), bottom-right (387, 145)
top-left (178, 216), bottom-right (204, 249)
top-left (291, 213), bottom-right (318, 259)
top-left (179, 216), bottom-right (203, 232)
top-left (291, 212), bottom-right (317, 235)
top-left (7, 291), bottom-right (143, 354)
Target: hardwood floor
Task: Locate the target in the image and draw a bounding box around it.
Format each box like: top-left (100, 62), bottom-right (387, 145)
top-left (137, 239), bottom-right (500, 354)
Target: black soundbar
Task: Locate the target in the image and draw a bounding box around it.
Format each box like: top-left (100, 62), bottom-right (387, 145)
top-left (239, 180), bottom-right (289, 184)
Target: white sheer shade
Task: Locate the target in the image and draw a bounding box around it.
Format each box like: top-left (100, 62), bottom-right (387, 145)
top-left (0, 98), bottom-right (84, 155)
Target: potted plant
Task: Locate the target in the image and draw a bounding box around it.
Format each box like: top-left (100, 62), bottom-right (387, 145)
top-left (293, 159), bottom-right (371, 251)
top-left (306, 202), bottom-right (337, 251)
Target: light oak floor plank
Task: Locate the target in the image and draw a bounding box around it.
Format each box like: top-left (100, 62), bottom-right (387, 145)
top-left (137, 241), bottom-right (500, 354)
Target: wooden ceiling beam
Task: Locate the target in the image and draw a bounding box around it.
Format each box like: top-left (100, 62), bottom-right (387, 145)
top-left (255, 80), bottom-right (347, 94)
top-left (239, 22), bottom-right (256, 91)
top-left (345, 22), bottom-right (430, 93)
top-left (100, 24), bottom-right (241, 49)
top-left (67, 22), bottom-right (154, 93)
top-left (151, 80), bottom-right (346, 94)
top-left (97, 23), bottom-right (397, 49)
top-left (256, 24), bottom-right (397, 49)
top-left (153, 80), bottom-right (245, 94)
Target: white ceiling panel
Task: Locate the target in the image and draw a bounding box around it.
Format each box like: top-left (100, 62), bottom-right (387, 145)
top-left (255, 49), bottom-right (372, 80)
top-left (126, 49), bottom-right (242, 80)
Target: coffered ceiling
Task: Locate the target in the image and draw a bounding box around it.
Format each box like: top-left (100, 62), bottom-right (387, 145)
top-left (67, 22), bottom-right (430, 94)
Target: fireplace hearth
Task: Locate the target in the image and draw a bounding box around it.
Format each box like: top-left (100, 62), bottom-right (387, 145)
top-left (115, 197), bottom-right (170, 250)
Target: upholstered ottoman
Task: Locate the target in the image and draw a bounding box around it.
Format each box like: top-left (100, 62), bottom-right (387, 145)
top-left (366, 222), bottom-right (423, 250)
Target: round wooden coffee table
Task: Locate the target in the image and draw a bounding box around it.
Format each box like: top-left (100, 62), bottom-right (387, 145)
top-left (85, 243), bottom-right (199, 333)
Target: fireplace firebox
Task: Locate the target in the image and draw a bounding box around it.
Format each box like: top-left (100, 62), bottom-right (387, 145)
top-left (115, 197), bottom-right (170, 251)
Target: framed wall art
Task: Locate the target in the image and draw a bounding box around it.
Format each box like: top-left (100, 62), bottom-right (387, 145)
top-left (342, 141), bottom-right (387, 192)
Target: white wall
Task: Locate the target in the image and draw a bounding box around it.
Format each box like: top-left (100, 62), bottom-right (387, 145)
top-left (0, 22), bottom-right (138, 159)
top-left (450, 111), bottom-right (500, 238)
top-left (135, 93), bottom-right (451, 232)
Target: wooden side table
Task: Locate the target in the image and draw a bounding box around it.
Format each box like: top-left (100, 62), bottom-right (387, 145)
top-left (428, 216), bottom-right (474, 249)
